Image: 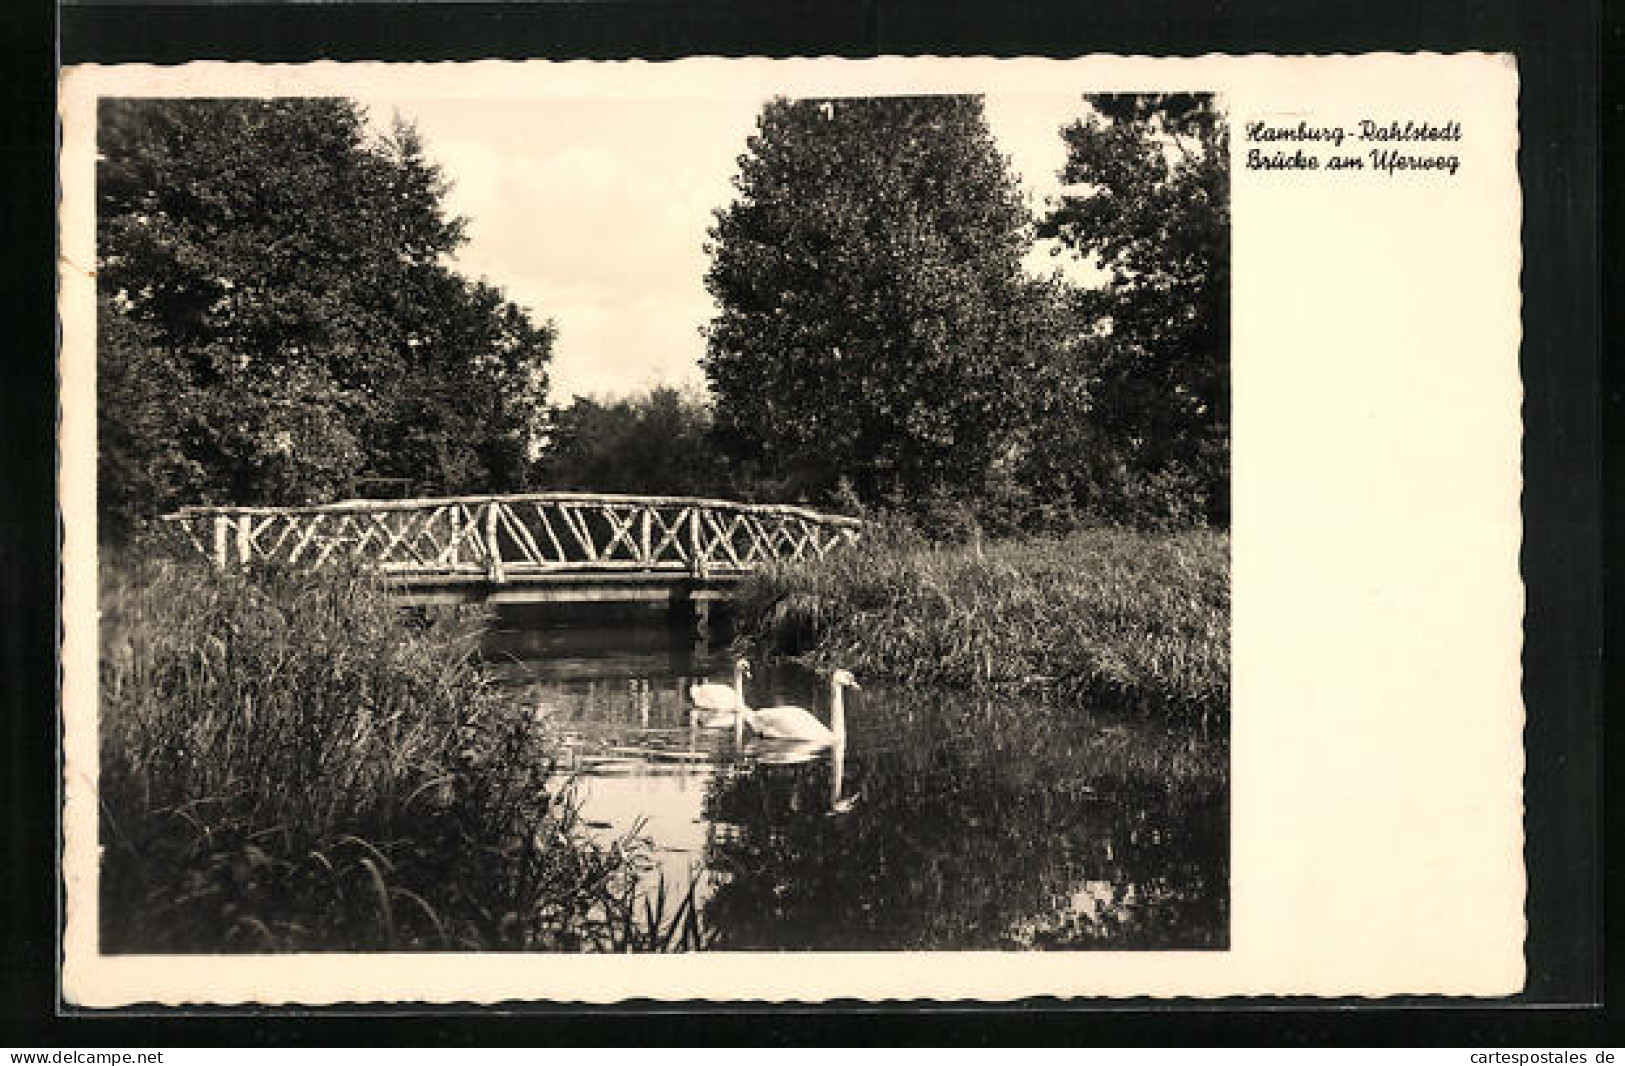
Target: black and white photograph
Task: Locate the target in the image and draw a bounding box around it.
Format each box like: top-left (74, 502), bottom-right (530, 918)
top-left (89, 80), bottom-right (1230, 956)
top-left (57, 54), bottom-right (1527, 1005)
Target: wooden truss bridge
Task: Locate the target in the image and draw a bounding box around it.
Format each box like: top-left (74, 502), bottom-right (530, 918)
top-left (162, 493), bottom-right (861, 607)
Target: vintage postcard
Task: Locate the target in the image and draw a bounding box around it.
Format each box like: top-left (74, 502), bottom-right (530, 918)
top-left (58, 53), bottom-right (1523, 1005)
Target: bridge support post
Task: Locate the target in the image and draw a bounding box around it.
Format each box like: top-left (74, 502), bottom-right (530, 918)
top-left (483, 503), bottom-right (505, 583)
top-left (688, 508), bottom-right (704, 576)
top-left (667, 586), bottom-right (713, 644)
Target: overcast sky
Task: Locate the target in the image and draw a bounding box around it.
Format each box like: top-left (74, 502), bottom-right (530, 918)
top-left (356, 93), bottom-right (1091, 403)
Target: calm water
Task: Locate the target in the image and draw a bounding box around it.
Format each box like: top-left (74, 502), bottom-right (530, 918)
top-left (482, 609), bottom-right (1228, 951)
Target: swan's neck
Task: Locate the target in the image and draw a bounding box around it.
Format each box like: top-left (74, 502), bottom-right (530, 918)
top-left (829, 740), bottom-right (846, 811)
top-left (829, 683), bottom-right (847, 742)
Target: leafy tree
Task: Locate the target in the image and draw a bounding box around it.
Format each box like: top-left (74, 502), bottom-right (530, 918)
top-left (703, 96), bottom-right (1040, 510)
top-left (537, 386), bottom-right (734, 498)
top-left (96, 99), bottom-right (554, 540)
top-left (1038, 93), bottom-right (1230, 526)
top-left (96, 294), bottom-right (211, 540)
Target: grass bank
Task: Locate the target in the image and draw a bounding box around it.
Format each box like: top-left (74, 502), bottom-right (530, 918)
top-left (99, 555), bottom-right (692, 952)
top-left (734, 526), bottom-right (1229, 721)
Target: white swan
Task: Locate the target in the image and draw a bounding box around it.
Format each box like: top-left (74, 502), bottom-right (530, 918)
top-left (691, 658), bottom-right (751, 728)
top-left (749, 669), bottom-right (860, 745)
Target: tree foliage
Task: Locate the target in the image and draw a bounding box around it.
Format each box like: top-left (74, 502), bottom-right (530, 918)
top-left (537, 386), bottom-right (736, 498)
top-left (703, 96), bottom-right (1040, 509)
top-left (1038, 93), bottom-right (1230, 526)
top-left (702, 92), bottom-right (1228, 532)
top-left (97, 98), bottom-right (555, 541)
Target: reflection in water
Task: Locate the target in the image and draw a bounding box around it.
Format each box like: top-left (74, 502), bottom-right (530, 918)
top-left (483, 610), bottom-right (1227, 951)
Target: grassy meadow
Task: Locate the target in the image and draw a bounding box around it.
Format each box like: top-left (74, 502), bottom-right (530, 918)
top-left (734, 526), bottom-right (1230, 723)
top-left (97, 555), bottom-right (702, 953)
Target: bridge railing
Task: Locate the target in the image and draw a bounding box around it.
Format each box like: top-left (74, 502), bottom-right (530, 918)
top-left (161, 493), bottom-right (862, 582)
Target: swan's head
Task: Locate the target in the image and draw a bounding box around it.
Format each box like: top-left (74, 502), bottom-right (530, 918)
top-left (831, 668), bottom-right (860, 690)
top-left (734, 657), bottom-right (753, 679)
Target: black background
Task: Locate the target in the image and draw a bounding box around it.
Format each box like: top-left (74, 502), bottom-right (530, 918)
top-left (2, 0), bottom-right (1609, 1045)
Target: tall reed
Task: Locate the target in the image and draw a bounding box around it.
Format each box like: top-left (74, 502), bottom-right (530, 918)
top-left (99, 555), bottom-right (650, 952)
top-left (734, 527), bottom-right (1230, 721)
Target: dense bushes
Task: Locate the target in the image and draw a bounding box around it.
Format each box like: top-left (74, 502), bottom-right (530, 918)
top-left (734, 526), bottom-right (1229, 722)
top-left (98, 558), bottom-right (658, 952)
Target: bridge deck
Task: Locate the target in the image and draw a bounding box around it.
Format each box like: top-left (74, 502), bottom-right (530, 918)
top-left (394, 570), bottom-right (744, 606)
